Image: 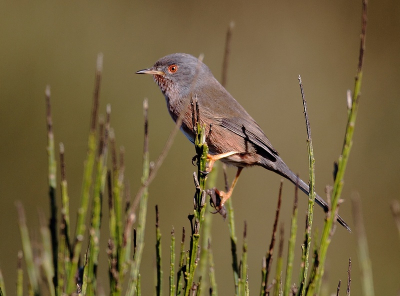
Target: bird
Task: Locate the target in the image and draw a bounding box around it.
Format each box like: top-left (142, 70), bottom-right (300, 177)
top-left (136, 53), bottom-right (350, 231)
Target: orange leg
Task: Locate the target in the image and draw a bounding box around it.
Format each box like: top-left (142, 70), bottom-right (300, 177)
top-left (215, 167), bottom-right (243, 209)
top-left (206, 151), bottom-right (239, 172)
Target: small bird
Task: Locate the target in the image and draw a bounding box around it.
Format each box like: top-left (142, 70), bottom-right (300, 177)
top-left (136, 53), bottom-right (349, 231)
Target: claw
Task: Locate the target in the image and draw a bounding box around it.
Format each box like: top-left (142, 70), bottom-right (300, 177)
top-left (207, 188), bottom-right (227, 219)
top-left (192, 155), bottom-right (198, 166)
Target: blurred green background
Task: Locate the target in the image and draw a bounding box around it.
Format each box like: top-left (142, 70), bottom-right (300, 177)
top-left (1, 1), bottom-right (399, 295)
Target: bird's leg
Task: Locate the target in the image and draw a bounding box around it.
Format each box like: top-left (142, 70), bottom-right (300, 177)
top-left (206, 151), bottom-right (238, 172)
top-left (215, 167), bottom-right (243, 209)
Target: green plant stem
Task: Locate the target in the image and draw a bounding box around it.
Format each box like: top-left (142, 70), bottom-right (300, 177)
top-left (127, 99), bottom-right (150, 296)
top-left (283, 182), bottom-right (299, 296)
top-left (114, 147), bottom-right (125, 293)
top-left (314, 2), bottom-right (367, 291)
top-left (196, 277), bottom-right (202, 296)
top-left (274, 224), bottom-right (284, 296)
top-left (238, 222), bottom-right (248, 296)
top-left (185, 122), bottom-right (208, 296)
top-left (16, 252), bottom-right (22, 296)
top-left (226, 197), bottom-right (239, 295)
top-left (39, 212), bottom-right (56, 296)
top-left (137, 274), bottom-right (141, 296)
top-left (45, 85), bottom-right (58, 294)
top-left (86, 113), bottom-right (109, 296)
top-left (113, 146), bottom-right (125, 285)
top-left (67, 53), bottom-right (102, 294)
top-left (297, 75), bottom-right (316, 296)
top-left (176, 228), bottom-right (186, 295)
top-left (170, 229), bottom-right (176, 296)
top-left (58, 219), bottom-right (66, 296)
top-left (59, 144), bottom-right (72, 258)
top-left (260, 182), bottom-right (282, 296)
top-left (16, 203), bottom-right (39, 296)
top-left (156, 206), bottom-right (162, 296)
top-left (67, 131), bottom-right (97, 294)
top-left (198, 163), bottom-right (218, 296)
top-left (108, 169), bottom-right (119, 295)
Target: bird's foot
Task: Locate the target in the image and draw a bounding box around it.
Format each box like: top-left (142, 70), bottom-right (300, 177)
top-left (207, 188), bottom-right (227, 219)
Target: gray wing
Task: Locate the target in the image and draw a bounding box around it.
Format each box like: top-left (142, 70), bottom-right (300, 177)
top-left (216, 116), bottom-right (279, 160)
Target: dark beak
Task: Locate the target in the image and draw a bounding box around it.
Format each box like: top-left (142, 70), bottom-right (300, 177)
top-left (136, 68), bottom-right (165, 76)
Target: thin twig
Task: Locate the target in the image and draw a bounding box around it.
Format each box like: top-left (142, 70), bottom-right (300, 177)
top-left (16, 252), bottom-right (23, 296)
top-left (45, 85), bottom-right (58, 290)
top-left (283, 176), bottom-right (299, 296)
top-left (260, 180), bottom-right (283, 295)
top-left (170, 228), bottom-right (176, 296)
top-left (156, 205), bottom-right (162, 296)
top-left (336, 280), bottom-right (341, 296)
top-left (347, 258), bottom-right (351, 296)
top-left (176, 227), bottom-right (186, 295)
top-left (298, 75), bottom-right (316, 296)
top-left (273, 223), bottom-right (284, 296)
top-left (221, 21), bottom-right (235, 87)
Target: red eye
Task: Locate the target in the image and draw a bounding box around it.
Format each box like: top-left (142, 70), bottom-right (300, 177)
top-left (168, 64), bottom-right (178, 73)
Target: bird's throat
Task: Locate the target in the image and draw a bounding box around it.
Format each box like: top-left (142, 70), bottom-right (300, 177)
top-left (153, 74), bottom-right (170, 94)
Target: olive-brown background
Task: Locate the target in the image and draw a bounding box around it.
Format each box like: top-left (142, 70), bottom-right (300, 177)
top-left (1, 1), bottom-right (399, 295)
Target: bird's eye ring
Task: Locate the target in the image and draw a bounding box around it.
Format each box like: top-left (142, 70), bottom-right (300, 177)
top-left (168, 64), bottom-right (178, 73)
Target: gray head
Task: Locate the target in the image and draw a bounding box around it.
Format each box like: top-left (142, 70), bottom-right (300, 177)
top-left (136, 53), bottom-right (212, 99)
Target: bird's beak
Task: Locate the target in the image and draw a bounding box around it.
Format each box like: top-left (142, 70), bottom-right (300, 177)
top-left (136, 68), bottom-right (165, 76)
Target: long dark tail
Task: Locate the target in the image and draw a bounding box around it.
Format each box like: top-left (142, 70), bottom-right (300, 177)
top-left (273, 161), bottom-right (351, 232)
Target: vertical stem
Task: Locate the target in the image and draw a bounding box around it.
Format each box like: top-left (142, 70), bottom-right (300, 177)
top-left (347, 258), bottom-right (352, 296)
top-left (185, 122), bottom-right (208, 296)
top-left (176, 228), bottom-right (186, 295)
top-left (260, 182), bottom-right (283, 296)
top-left (297, 76), bottom-right (315, 296)
top-left (315, 1), bottom-right (367, 291)
top-left (283, 180), bottom-right (299, 296)
top-left (170, 229), bottom-right (176, 296)
top-left (16, 252), bottom-right (23, 296)
top-left (39, 211), bottom-right (56, 296)
top-left (58, 218), bottom-right (66, 296)
top-left (274, 224), bottom-right (284, 296)
top-left (67, 53), bottom-right (102, 294)
top-left (238, 221), bottom-right (248, 296)
top-left (226, 198), bottom-right (239, 295)
top-left (198, 165), bottom-right (218, 295)
top-left (127, 99), bottom-right (151, 296)
top-left (45, 86), bottom-right (58, 293)
top-left (87, 108), bottom-right (110, 295)
top-left (16, 203), bottom-right (39, 296)
top-left (155, 206), bottom-right (162, 296)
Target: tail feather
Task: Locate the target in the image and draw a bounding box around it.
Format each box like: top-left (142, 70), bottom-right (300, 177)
top-left (275, 162), bottom-right (351, 232)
